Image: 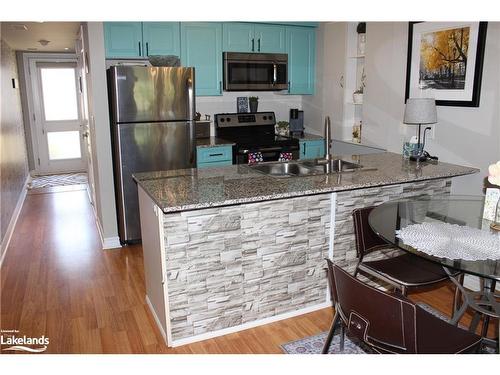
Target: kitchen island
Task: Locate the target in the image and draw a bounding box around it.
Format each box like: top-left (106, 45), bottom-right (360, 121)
top-left (134, 152), bottom-right (478, 347)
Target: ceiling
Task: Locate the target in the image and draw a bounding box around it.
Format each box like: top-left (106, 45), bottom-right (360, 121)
top-left (1, 22), bottom-right (81, 52)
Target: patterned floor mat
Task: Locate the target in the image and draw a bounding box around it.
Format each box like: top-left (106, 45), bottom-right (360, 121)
top-left (28, 173), bottom-right (88, 190)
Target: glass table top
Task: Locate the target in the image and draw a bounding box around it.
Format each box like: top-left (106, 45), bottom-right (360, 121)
top-left (368, 195), bottom-right (500, 281)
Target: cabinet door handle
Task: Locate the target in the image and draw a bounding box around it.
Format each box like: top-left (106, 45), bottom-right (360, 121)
top-left (303, 142), bottom-right (307, 156)
top-left (251, 38), bottom-right (255, 52)
top-left (258, 39), bottom-right (261, 51)
top-left (219, 81), bottom-right (222, 94)
top-left (340, 74), bottom-right (344, 88)
top-left (146, 42), bottom-right (149, 56)
top-left (209, 153), bottom-right (224, 157)
top-left (288, 81), bottom-right (291, 94)
top-left (138, 41), bottom-right (142, 56)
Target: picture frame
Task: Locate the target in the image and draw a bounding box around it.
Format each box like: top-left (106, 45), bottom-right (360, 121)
top-left (237, 97), bottom-right (248, 113)
top-left (405, 22), bottom-right (488, 107)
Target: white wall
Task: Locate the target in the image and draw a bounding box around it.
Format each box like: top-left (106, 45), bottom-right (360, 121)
top-left (362, 22), bottom-right (500, 195)
top-left (0, 37), bottom-right (29, 258)
top-left (83, 22), bottom-right (120, 247)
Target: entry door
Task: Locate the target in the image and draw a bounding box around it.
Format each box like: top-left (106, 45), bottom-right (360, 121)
top-left (33, 62), bottom-right (86, 173)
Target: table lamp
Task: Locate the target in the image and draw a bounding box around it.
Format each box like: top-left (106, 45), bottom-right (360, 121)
top-left (403, 98), bottom-right (437, 162)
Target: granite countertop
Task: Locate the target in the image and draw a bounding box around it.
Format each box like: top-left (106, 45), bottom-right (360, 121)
top-left (196, 137), bottom-right (235, 148)
top-left (133, 152), bottom-right (479, 214)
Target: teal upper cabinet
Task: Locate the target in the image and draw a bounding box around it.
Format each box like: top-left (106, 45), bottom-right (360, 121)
top-left (254, 24), bottom-right (285, 53)
top-left (286, 26), bottom-right (316, 95)
top-left (104, 22), bottom-right (143, 58)
top-left (222, 23), bottom-right (254, 52)
top-left (104, 22), bottom-right (180, 58)
top-left (181, 23), bottom-right (223, 96)
top-left (222, 23), bottom-right (285, 53)
top-left (142, 23), bottom-right (180, 57)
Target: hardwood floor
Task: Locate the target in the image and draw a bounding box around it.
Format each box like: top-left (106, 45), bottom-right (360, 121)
top-left (0, 188), bottom-right (496, 354)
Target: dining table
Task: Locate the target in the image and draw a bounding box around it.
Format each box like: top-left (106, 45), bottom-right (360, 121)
top-left (368, 195), bottom-right (499, 351)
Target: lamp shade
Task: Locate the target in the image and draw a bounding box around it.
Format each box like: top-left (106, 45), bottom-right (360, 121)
top-left (403, 98), bottom-right (437, 125)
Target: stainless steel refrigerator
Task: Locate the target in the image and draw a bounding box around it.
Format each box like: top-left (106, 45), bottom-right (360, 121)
top-left (108, 66), bottom-right (196, 244)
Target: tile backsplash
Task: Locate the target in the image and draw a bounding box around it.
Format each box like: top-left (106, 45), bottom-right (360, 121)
top-left (196, 91), bottom-right (303, 136)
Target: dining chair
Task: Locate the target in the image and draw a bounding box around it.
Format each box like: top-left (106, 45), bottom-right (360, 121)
top-left (322, 259), bottom-right (483, 354)
top-left (352, 206), bottom-right (455, 295)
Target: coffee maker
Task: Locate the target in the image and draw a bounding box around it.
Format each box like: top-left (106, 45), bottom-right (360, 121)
top-left (289, 109), bottom-right (304, 136)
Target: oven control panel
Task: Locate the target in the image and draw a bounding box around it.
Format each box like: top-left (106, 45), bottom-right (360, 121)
top-left (215, 112), bottom-right (276, 128)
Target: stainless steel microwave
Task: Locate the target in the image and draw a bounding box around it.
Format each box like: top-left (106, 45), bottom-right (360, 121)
top-left (223, 52), bottom-right (288, 91)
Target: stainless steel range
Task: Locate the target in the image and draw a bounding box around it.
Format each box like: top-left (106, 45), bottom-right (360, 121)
top-left (214, 112), bottom-right (299, 164)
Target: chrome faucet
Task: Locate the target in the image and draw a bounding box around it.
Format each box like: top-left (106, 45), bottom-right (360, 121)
top-left (324, 116), bottom-right (332, 160)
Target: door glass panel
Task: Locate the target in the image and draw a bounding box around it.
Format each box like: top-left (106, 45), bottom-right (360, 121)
top-left (40, 68), bottom-right (78, 121)
top-left (47, 131), bottom-right (82, 160)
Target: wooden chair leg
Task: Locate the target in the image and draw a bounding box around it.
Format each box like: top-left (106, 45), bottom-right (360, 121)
top-left (322, 311), bottom-right (340, 354)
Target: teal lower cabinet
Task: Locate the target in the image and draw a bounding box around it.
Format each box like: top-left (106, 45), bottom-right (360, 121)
top-left (196, 145), bottom-right (233, 168)
top-left (299, 139), bottom-right (324, 160)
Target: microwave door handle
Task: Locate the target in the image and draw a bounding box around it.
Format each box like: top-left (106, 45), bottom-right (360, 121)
top-left (273, 64), bottom-right (277, 85)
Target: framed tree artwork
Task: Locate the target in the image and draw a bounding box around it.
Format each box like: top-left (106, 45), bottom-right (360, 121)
top-left (405, 22), bottom-right (488, 107)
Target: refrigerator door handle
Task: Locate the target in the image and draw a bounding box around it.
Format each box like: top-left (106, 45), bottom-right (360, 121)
top-left (187, 76), bottom-right (195, 121)
top-left (186, 75), bottom-right (196, 165)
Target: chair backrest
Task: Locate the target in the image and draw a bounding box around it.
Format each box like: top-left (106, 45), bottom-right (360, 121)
top-left (352, 206), bottom-right (390, 259)
top-left (326, 259), bottom-right (418, 353)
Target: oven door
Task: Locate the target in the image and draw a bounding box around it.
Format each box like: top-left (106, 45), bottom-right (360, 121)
top-left (224, 54), bottom-right (287, 91)
top-left (235, 145), bottom-right (299, 164)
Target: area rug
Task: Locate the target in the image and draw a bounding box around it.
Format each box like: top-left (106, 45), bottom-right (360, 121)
top-left (28, 173), bottom-right (88, 190)
top-left (281, 303), bottom-right (494, 354)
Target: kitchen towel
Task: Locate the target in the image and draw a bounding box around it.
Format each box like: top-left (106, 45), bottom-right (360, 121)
top-left (248, 152), bottom-right (264, 165)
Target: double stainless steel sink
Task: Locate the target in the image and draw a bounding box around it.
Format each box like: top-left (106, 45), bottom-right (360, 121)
top-left (250, 159), bottom-right (375, 178)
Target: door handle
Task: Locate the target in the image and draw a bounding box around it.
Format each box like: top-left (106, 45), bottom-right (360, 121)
top-left (146, 42), bottom-right (149, 56)
top-left (187, 77), bottom-right (194, 121)
top-left (82, 131), bottom-right (89, 138)
top-left (138, 41), bottom-right (142, 56)
top-left (219, 81), bottom-right (222, 94)
top-left (288, 81), bottom-right (291, 94)
top-left (340, 75), bottom-right (344, 88)
top-left (251, 38), bottom-right (255, 52)
top-left (258, 39), bottom-right (261, 51)
top-left (303, 142), bottom-right (306, 156)
top-left (272, 64), bottom-right (277, 85)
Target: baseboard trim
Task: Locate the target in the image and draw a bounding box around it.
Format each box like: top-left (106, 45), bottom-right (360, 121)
top-left (169, 301), bottom-right (331, 348)
top-left (0, 175), bottom-right (30, 267)
top-left (145, 295), bottom-right (167, 343)
top-left (102, 236), bottom-right (122, 249)
top-left (89, 201), bottom-right (122, 250)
